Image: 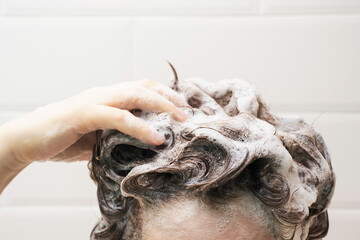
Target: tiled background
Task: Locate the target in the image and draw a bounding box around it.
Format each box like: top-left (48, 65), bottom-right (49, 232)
top-left (0, 0), bottom-right (359, 239)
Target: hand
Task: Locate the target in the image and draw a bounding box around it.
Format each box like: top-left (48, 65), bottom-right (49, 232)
top-left (0, 79), bottom-right (188, 166)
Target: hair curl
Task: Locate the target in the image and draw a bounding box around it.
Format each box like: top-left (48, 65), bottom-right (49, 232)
top-left (89, 65), bottom-right (335, 240)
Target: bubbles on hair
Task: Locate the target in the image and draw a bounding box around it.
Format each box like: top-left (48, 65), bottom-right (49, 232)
top-left (90, 75), bottom-right (335, 240)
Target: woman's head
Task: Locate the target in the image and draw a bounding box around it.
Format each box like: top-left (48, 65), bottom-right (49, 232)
top-left (90, 74), bottom-right (335, 240)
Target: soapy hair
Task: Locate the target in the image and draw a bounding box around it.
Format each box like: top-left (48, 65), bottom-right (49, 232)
top-left (89, 64), bottom-right (335, 240)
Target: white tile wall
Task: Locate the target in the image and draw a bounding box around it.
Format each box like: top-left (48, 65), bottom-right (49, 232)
top-left (0, 206), bottom-right (100, 240)
top-left (2, 161), bottom-right (98, 206)
top-left (262, 0), bottom-right (360, 14)
top-left (132, 16), bottom-right (360, 112)
top-left (0, 1), bottom-right (359, 239)
top-left (0, 17), bottom-right (132, 110)
top-left (1, 0), bottom-right (259, 16)
top-left (323, 209), bottom-right (360, 239)
top-left (2, 0), bottom-right (360, 15)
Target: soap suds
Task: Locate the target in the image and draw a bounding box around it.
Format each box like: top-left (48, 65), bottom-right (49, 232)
top-left (90, 76), bottom-right (335, 240)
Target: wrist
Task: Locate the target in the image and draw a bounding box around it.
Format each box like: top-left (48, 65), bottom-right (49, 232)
top-left (0, 124), bottom-right (30, 194)
top-left (0, 124), bottom-right (30, 171)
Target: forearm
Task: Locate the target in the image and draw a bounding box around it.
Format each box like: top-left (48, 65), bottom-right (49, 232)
top-left (0, 126), bottom-right (29, 194)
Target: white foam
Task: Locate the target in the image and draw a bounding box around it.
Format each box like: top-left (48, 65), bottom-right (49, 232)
top-left (119, 77), bottom-right (333, 240)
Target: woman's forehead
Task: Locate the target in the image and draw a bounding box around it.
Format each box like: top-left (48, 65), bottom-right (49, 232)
top-left (141, 195), bottom-right (275, 240)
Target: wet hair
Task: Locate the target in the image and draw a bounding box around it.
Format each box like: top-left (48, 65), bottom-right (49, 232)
top-left (89, 65), bottom-right (335, 240)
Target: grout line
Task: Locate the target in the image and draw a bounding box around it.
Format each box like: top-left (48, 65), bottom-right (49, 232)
top-left (328, 208), bottom-right (360, 213)
top-left (1, 12), bottom-right (360, 18)
top-left (270, 108), bottom-right (360, 114)
top-left (1, 106), bottom-right (360, 113)
top-left (129, 16), bottom-right (134, 81)
top-left (0, 205), bottom-right (100, 211)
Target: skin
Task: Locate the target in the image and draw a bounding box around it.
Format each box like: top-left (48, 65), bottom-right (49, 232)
top-left (0, 79), bottom-right (188, 194)
top-left (142, 197), bottom-right (275, 240)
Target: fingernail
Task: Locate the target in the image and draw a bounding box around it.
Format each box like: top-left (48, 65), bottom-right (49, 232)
top-left (150, 131), bottom-right (165, 145)
top-left (175, 108), bottom-right (188, 122)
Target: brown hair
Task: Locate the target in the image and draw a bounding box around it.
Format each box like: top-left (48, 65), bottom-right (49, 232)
top-left (89, 66), bottom-right (335, 240)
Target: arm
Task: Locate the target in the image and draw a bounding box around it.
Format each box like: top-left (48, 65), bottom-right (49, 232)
top-left (0, 126), bottom-right (28, 194)
top-left (0, 79), bottom-right (188, 194)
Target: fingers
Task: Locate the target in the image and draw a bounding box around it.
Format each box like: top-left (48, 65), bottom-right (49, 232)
top-left (139, 79), bottom-right (188, 107)
top-left (135, 87), bottom-right (188, 122)
top-left (74, 79), bottom-right (189, 146)
top-left (109, 87), bottom-right (188, 122)
top-left (87, 106), bottom-right (166, 145)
